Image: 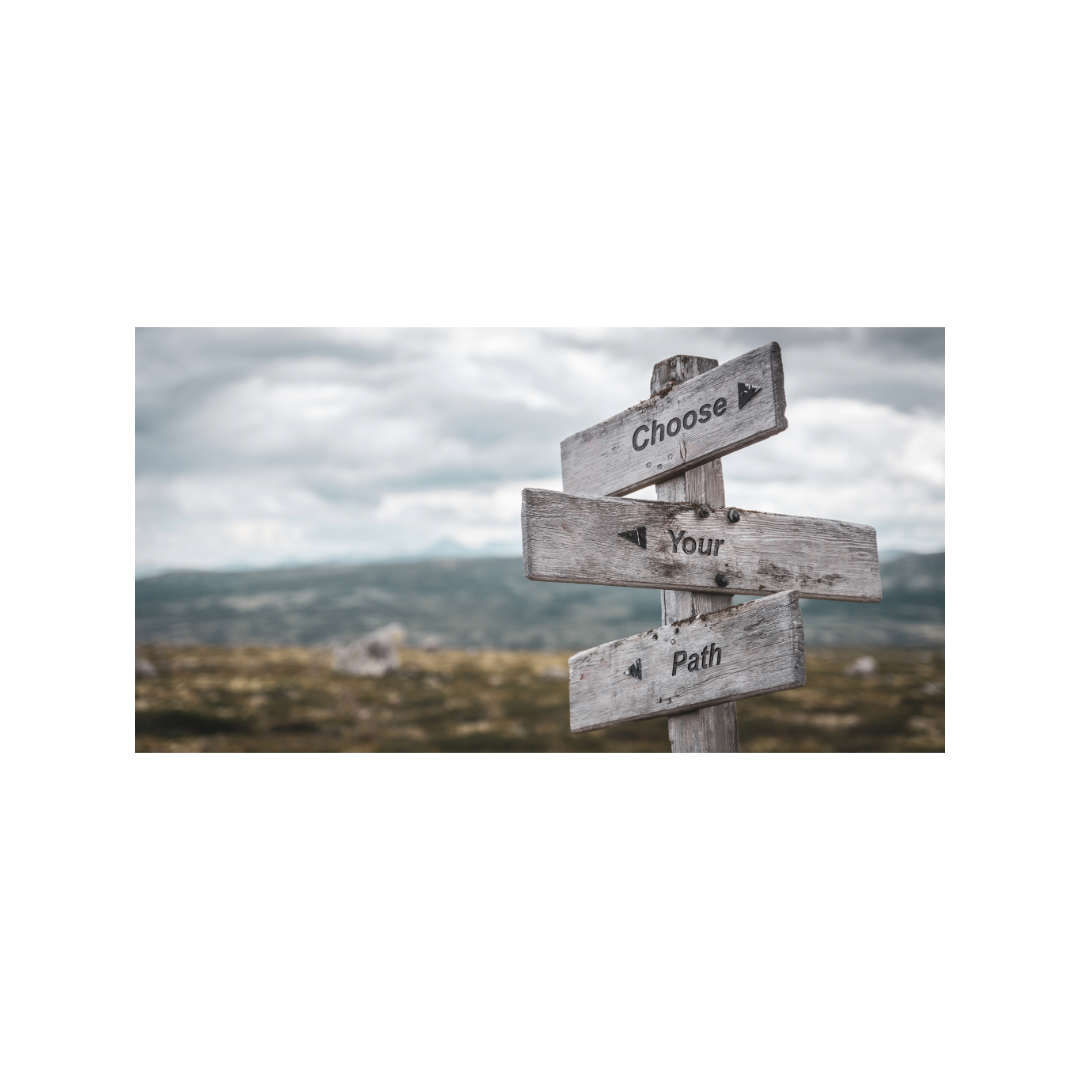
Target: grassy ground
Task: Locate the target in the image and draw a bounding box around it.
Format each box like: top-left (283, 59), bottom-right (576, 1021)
top-left (135, 644), bottom-right (944, 753)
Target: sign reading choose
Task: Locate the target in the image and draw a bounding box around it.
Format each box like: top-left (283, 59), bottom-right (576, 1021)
top-left (560, 342), bottom-right (787, 498)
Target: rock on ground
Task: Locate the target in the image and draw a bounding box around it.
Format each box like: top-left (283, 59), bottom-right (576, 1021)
top-left (333, 624), bottom-right (406, 677)
top-left (844, 655), bottom-right (878, 677)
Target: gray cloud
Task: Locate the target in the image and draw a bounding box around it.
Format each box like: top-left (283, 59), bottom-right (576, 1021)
top-left (135, 328), bottom-right (944, 575)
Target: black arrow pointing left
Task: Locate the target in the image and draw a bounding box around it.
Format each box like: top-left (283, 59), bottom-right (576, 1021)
top-left (617, 526), bottom-right (647, 549)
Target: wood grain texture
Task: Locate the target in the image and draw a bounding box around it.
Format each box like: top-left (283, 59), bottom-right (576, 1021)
top-left (560, 343), bottom-right (787, 498)
top-left (668, 699), bottom-right (738, 753)
top-left (521, 488), bottom-right (882, 602)
top-left (650, 354), bottom-right (719, 396)
top-left (567, 589), bottom-right (806, 734)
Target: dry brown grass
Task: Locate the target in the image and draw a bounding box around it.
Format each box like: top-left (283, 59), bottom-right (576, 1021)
top-left (135, 644), bottom-right (944, 753)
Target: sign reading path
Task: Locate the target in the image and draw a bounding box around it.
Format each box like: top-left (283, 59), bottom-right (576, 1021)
top-left (522, 488), bottom-right (881, 602)
top-left (568, 589), bottom-right (806, 733)
top-left (560, 342), bottom-right (787, 498)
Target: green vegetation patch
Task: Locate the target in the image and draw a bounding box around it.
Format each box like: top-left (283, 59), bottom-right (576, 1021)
top-left (136, 643), bottom-right (943, 753)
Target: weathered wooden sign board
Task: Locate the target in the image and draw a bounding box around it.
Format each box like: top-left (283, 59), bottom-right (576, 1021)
top-left (568, 589), bottom-right (806, 733)
top-left (521, 488), bottom-right (881, 602)
top-left (560, 342), bottom-right (787, 498)
top-left (522, 342), bottom-right (879, 751)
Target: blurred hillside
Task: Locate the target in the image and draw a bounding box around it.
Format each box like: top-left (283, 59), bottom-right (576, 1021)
top-left (800, 552), bottom-right (943, 645)
top-left (136, 551), bottom-right (943, 649)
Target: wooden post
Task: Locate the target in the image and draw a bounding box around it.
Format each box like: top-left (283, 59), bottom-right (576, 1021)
top-left (651, 356), bottom-right (739, 753)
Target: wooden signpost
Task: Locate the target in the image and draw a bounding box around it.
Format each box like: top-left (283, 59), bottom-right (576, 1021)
top-left (521, 344), bottom-right (881, 752)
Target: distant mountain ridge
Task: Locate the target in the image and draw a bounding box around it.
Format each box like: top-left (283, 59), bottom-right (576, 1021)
top-left (136, 551), bottom-right (944, 650)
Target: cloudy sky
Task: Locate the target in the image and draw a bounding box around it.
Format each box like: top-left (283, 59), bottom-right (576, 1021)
top-left (135, 329), bottom-right (944, 576)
